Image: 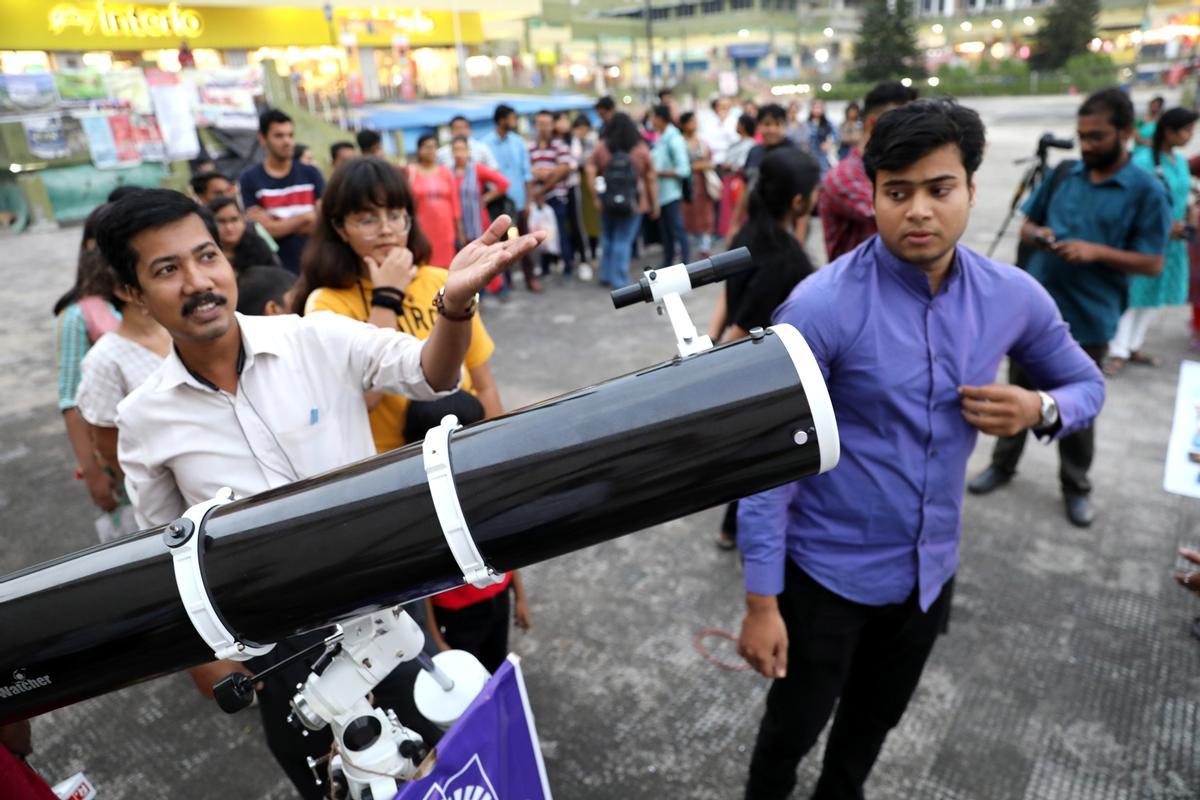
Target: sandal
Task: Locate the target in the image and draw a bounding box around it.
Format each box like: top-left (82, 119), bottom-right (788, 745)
top-left (1102, 356), bottom-right (1126, 377)
top-left (1129, 351), bottom-right (1161, 367)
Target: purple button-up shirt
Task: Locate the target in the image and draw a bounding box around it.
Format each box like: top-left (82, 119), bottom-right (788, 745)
top-left (739, 236), bottom-right (1105, 610)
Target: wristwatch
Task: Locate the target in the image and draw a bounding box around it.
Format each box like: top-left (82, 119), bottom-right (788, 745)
top-left (434, 287), bottom-right (479, 321)
top-left (1036, 390), bottom-right (1059, 430)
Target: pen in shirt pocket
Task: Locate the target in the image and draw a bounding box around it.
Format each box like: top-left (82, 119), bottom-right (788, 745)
top-left (310, 408), bottom-right (319, 425)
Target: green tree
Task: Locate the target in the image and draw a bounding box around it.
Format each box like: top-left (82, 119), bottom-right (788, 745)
top-left (1031, 0), bottom-right (1100, 71)
top-left (851, 0), bottom-right (922, 82)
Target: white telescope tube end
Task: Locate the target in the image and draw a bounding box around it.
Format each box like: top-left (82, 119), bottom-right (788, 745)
top-left (769, 323), bottom-right (840, 475)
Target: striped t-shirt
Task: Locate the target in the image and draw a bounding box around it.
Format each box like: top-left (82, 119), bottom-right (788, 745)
top-left (238, 160), bottom-right (325, 274)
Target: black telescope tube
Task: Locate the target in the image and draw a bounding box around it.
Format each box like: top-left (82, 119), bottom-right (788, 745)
top-left (610, 279), bottom-right (651, 309)
top-left (0, 327), bottom-right (835, 723)
top-left (609, 247), bottom-right (753, 308)
top-left (685, 247), bottom-right (751, 288)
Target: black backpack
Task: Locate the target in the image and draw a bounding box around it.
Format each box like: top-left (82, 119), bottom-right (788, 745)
top-left (603, 149), bottom-right (638, 216)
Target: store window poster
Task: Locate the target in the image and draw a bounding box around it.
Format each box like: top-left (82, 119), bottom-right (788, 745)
top-left (130, 114), bottom-right (166, 162)
top-left (79, 113), bottom-right (120, 169)
top-left (54, 71), bottom-right (108, 102)
top-left (108, 115), bottom-right (142, 165)
top-left (0, 74), bottom-right (60, 116)
top-left (24, 115), bottom-right (70, 159)
top-left (103, 69), bottom-right (152, 115)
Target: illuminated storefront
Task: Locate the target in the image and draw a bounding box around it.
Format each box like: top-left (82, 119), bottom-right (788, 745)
top-left (1, 0), bottom-right (486, 98)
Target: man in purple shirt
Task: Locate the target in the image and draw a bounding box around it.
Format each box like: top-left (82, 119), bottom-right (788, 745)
top-left (736, 99), bottom-right (1105, 799)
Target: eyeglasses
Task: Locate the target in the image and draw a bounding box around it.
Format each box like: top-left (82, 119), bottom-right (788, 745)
top-left (346, 211), bottom-right (411, 238)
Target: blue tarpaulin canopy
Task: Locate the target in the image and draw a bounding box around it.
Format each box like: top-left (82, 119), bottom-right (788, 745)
top-left (348, 93), bottom-right (597, 154)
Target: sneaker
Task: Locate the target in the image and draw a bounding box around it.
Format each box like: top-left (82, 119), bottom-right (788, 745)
top-left (578, 263), bottom-right (594, 281)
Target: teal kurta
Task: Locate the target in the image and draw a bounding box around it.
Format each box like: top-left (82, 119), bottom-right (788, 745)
top-left (1130, 147), bottom-right (1190, 308)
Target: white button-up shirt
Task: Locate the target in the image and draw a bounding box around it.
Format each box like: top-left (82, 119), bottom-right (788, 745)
top-left (117, 311), bottom-right (453, 529)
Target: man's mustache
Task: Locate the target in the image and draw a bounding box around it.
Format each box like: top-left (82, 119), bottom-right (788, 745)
top-left (182, 292), bottom-right (227, 317)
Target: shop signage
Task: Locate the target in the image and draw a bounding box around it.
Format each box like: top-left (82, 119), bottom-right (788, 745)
top-left (48, 1), bottom-right (204, 39)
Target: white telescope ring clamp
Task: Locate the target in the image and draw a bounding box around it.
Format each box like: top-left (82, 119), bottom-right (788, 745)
top-left (165, 486), bottom-right (275, 662)
top-left (422, 414), bottom-right (503, 589)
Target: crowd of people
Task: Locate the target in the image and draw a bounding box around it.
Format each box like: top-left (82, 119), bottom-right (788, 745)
top-left (9, 81), bottom-right (1200, 800)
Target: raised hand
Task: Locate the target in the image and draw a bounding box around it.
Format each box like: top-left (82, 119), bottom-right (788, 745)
top-left (442, 215), bottom-right (545, 311)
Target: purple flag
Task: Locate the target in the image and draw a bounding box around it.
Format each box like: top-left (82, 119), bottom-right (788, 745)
top-left (396, 655), bottom-right (552, 800)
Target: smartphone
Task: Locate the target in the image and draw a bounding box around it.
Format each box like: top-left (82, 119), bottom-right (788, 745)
top-left (1031, 232), bottom-right (1054, 249)
top-left (1186, 224), bottom-right (1197, 243)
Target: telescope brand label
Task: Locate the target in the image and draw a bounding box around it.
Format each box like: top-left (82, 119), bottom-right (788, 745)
top-left (0, 669), bottom-right (52, 698)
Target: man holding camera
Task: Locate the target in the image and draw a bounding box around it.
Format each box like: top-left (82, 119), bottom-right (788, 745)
top-left (969, 87), bottom-right (1171, 527)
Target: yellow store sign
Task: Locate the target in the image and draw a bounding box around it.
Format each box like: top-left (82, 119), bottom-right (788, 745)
top-left (48, 1), bottom-right (204, 39)
top-left (2, 0), bottom-right (483, 50)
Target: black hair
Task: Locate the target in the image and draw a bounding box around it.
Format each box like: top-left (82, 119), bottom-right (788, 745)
top-left (600, 112), bottom-right (644, 153)
top-left (863, 81), bottom-right (918, 119)
top-left (729, 148), bottom-right (820, 305)
top-left (206, 196), bottom-right (280, 273)
top-left (330, 140), bottom-right (355, 162)
top-left (657, 87), bottom-right (673, 100)
top-left (417, 132), bottom-right (438, 149)
top-left (863, 97), bottom-right (986, 183)
top-left (757, 103), bottom-right (786, 124)
top-left (679, 111), bottom-right (696, 129)
top-left (292, 157), bottom-right (432, 313)
top-left (53, 204), bottom-right (117, 316)
top-left (451, 135), bottom-right (470, 147)
top-left (741, 147), bottom-right (821, 250)
top-left (572, 114), bottom-right (591, 129)
top-left (96, 189), bottom-right (220, 289)
top-left (1078, 87), bottom-right (1135, 131)
top-left (450, 115), bottom-right (470, 127)
top-left (1150, 96), bottom-right (1165, 109)
top-left (356, 129), bottom-right (383, 152)
top-left (106, 185), bottom-right (144, 203)
top-left (651, 104), bottom-right (673, 124)
top-left (258, 108), bottom-right (292, 136)
top-left (294, 143), bottom-right (309, 163)
top-left (1151, 107), bottom-right (1200, 163)
top-left (189, 172), bottom-right (231, 198)
top-left (737, 113), bottom-right (757, 138)
top-left (236, 266), bottom-right (297, 315)
top-left (535, 109), bottom-right (553, 120)
top-left (188, 156), bottom-right (215, 175)
top-left (595, 96), bottom-right (615, 113)
top-left (494, 104), bottom-right (516, 125)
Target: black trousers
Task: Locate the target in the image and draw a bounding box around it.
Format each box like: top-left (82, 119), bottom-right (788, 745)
top-left (745, 562), bottom-right (952, 800)
top-left (433, 590), bottom-right (511, 674)
top-left (988, 344), bottom-right (1107, 496)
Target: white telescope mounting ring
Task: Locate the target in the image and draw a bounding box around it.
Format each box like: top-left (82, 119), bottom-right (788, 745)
top-left (165, 486), bottom-right (275, 662)
top-left (422, 414), bottom-right (504, 590)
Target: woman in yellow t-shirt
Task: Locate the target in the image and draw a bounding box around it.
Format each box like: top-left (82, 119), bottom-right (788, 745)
top-left (293, 157), bottom-right (532, 668)
top-left (292, 156), bottom-right (505, 454)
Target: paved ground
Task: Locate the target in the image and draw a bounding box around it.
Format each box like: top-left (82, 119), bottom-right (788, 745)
top-left (2, 93), bottom-right (1199, 799)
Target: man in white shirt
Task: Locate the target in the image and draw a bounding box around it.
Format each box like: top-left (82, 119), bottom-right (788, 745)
top-left (436, 115), bottom-right (499, 170)
top-left (95, 188), bottom-right (542, 798)
top-left (702, 95), bottom-right (740, 167)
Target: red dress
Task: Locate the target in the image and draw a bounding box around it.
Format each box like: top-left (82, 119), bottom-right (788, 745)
top-left (407, 164), bottom-right (461, 268)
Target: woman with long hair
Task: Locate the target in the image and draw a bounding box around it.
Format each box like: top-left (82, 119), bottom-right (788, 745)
top-left (710, 146), bottom-right (821, 549)
top-left (293, 156), bottom-right (530, 670)
top-left (207, 196), bottom-right (282, 272)
top-left (808, 99), bottom-right (839, 176)
top-left (408, 132), bottom-right (465, 268)
top-left (839, 102), bottom-right (863, 160)
top-left (1108, 106), bottom-right (1199, 372)
top-left (53, 203), bottom-right (123, 516)
top-left (585, 111), bottom-right (659, 287)
top-left (680, 111), bottom-right (718, 258)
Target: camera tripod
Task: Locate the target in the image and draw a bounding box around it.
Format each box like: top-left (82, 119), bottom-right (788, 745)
top-left (986, 132), bottom-right (1074, 260)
